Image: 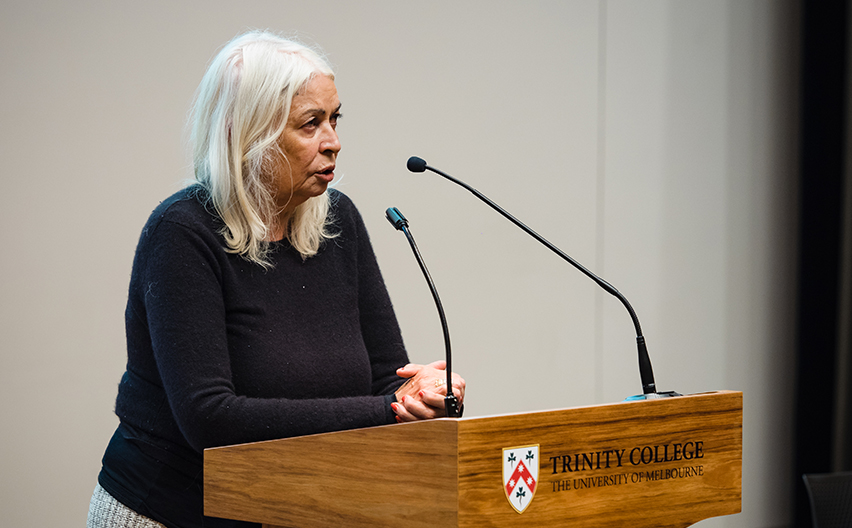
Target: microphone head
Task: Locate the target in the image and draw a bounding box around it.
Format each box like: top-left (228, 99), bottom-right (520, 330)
top-left (407, 156), bottom-right (427, 173)
top-left (385, 207), bottom-right (408, 230)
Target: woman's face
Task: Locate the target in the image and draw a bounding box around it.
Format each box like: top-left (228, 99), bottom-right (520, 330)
top-left (274, 74), bottom-right (341, 214)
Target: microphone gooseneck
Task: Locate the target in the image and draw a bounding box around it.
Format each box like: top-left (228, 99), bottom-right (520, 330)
top-left (406, 156), bottom-right (678, 400)
top-left (385, 207), bottom-right (462, 417)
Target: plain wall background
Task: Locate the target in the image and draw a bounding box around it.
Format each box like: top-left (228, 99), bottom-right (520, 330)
top-left (0, 1), bottom-right (800, 526)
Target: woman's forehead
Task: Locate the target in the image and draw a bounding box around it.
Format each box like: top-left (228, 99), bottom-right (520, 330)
top-left (290, 76), bottom-right (339, 114)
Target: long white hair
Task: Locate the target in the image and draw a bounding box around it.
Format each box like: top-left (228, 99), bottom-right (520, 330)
top-left (190, 30), bottom-right (337, 266)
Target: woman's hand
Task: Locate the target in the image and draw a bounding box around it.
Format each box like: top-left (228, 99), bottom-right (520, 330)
top-left (391, 361), bottom-right (466, 422)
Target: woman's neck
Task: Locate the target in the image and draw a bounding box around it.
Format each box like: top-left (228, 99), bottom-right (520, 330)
top-left (268, 210), bottom-right (293, 242)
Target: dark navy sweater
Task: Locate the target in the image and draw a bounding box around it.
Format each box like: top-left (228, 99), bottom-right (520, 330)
top-left (98, 187), bottom-right (408, 528)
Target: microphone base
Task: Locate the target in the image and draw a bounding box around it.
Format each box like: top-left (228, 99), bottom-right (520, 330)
top-left (624, 391), bottom-right (682, 401)
top-left (445, 396), bottom-right (462, 418)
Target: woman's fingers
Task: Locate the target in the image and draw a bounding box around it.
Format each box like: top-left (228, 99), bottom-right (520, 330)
top-left (392, 394), bottom-right (442, 422)
top-left (418, 389), bottom-right (450, 409)
top-left (393, 362), bottom-right (467, 419)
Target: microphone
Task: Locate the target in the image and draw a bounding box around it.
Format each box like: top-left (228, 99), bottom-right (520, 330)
top-left (407, 156), bottom-right (427, 173)
top-left (385, 206), bottom-right (462, 417)
top-left (406, 156), bottom-right (679, 400)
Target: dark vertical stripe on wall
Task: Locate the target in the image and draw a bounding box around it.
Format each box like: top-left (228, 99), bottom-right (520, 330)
top-left (794, 0), bottom-right (849, 526)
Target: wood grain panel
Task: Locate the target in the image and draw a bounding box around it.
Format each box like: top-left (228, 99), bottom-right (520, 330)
top-left (205, 420), bottom-right (459, 527)
top-left (456, 391), bottom-right (742, 527)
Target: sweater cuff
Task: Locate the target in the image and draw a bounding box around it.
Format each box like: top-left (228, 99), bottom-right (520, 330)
top-left (383, 393), bottom-right (398, 424)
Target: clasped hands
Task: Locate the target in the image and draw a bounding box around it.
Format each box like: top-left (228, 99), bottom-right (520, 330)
top-left (392, 360), bottom-right (466, 422)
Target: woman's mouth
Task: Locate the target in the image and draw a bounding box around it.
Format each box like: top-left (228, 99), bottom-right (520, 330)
top-left (315, 166), bottom-right (335, 182)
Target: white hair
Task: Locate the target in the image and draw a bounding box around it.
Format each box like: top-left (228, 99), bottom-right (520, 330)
top-left (190, 30), bottom-right (337, 267)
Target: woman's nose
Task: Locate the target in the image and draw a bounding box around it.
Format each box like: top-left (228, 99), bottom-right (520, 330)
top-left (321, 125), bottom-right (341, 154)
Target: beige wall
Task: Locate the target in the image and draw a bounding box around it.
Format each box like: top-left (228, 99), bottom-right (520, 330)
top-left (0, 1), bottom-right (799, 526)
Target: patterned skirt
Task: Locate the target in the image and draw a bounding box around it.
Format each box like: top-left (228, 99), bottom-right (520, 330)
top-left (87, 484), bottom-right (166, 528)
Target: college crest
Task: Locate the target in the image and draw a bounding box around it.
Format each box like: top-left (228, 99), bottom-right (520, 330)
top-left (503, 444), bottom-right (539, 513)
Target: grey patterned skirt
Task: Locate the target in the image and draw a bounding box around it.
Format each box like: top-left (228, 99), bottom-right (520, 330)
top-left (87, 484), bottom-right (166, 528)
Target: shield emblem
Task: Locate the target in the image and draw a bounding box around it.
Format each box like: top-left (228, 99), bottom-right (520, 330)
top-left (503, 444), bottom-right (539, 513)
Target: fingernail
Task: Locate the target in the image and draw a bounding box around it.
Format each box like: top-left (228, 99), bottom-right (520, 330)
top-left (419, 391), bottom-right (424, 398)
top-left (401, 395), bottom-right (407, 403)
top-left (391, 403), bottom-right (399, 412)
top-left (396, 416), bottom-right (403, 423)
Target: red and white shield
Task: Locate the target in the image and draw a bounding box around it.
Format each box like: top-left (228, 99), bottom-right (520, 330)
top-left (503, 444), bottom-right (539, 513)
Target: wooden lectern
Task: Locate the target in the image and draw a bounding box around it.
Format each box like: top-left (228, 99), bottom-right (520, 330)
top-left (204, 391), bottom-right (741, 527)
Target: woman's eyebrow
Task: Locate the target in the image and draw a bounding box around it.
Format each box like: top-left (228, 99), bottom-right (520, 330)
top-left (300, 103), bottom-right (342, 117)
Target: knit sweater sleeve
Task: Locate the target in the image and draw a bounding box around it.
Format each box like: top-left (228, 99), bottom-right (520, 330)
top-left (126, 195), bottom-right (405, 453)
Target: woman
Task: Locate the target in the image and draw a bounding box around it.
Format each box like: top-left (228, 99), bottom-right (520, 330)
top-left (88, 30), bottom-right (465, 528)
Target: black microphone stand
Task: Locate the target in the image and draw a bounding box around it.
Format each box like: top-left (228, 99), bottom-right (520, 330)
top-left (386, 207), bottom-right (462, 417)
top-left (407, 156), bottom-right (679, 400)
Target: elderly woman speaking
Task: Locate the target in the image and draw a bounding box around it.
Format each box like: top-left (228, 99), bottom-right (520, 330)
top-left (88, 31), bottom-right (465, 528)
